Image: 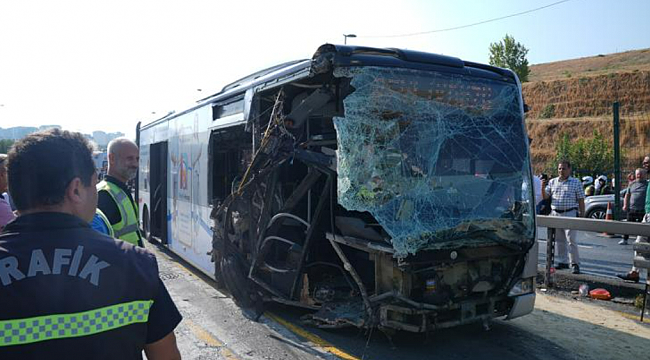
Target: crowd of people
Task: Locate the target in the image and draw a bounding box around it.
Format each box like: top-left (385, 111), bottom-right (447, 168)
top-left (0, 129), bottom-right (181, 359)
top-left (532, 155), bottom-right (650, 281)
top-left (618, 156), bottom-right (650, 282)
top-left (580, 174), bottom-right (614, 197)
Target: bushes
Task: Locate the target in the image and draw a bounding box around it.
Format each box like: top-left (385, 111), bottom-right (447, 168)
top-left (552, 130), bottom-right (614, 177)
top-left (539, 104), bottom-right (555, 119)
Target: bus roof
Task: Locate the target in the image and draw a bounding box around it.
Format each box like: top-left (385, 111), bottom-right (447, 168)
top-left (141, 44), bottom-right (517, 130)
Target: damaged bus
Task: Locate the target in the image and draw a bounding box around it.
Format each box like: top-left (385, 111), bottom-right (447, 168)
top-left (137, 44), bottom-right (537, 333)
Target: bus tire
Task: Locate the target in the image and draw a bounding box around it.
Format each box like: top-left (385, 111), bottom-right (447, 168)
top-left (220, 254), bottom-right (263, 321)
top-left (212, 248), bottom-right (225, 289)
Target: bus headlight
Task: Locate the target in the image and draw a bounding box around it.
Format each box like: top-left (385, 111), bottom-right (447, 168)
top-left (508, 277), bottom-right (535, 296)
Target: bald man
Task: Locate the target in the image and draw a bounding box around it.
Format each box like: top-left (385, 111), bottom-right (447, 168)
top-left (97, 138), bottom-right (143, 246)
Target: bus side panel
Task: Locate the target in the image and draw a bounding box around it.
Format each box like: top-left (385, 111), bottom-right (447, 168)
top-left (166, 107), bottom-right (215, 276)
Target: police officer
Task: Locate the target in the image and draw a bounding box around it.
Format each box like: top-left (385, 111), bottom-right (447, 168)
top-left (97, 137), bottom-right (142, 246)
top-left (0, 129), bottom-right (181, 359)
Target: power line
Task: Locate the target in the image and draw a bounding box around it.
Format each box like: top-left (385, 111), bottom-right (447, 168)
top-left (359, 0), bottom-right (572, 39)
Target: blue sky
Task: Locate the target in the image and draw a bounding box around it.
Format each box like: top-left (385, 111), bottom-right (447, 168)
top-left (1, 0), bottom-right (648, 137)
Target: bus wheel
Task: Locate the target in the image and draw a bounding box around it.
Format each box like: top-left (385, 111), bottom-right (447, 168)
top-left (211, 248), bottom-right (225, 289)
top-left (220, 254), bottom-right (263, 321)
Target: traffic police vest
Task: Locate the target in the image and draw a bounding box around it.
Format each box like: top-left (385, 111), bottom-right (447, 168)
top-left (0, 212), bottom-right (160, 358)
top-left (97, 180), bottom-right (141, 246)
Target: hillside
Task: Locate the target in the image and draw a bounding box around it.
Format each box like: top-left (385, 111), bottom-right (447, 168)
top-left (522, 48), bottom-right (650, 174)
top-left (528, 48), bottom-right (650, 82)
top-left (523, 71), bottom-right (650, 119)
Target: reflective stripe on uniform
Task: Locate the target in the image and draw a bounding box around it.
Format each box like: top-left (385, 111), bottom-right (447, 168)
top-left (0, 300), bottom-right (153, 347)
top-left (114, 223), bottom-right (139, 238)
top-left (113, 190), bottom-right (128, 203)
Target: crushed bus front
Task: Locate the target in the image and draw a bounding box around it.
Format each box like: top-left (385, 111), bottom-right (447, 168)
top-left (208, 44), bottom-right (536, 333)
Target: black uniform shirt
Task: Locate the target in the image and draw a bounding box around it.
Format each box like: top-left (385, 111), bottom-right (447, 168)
top-left (0, 212), bottom-right (182, 360)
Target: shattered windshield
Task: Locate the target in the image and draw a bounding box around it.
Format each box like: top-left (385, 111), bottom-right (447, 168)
top-left (333, 66), bottom-right (535, 257)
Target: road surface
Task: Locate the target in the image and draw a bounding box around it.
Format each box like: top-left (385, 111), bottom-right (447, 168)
top-left (537, 228), bottom-right (644, 279)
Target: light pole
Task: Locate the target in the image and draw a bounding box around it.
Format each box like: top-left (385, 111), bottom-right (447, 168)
top-left (343, 34), bottom-right (357, 45)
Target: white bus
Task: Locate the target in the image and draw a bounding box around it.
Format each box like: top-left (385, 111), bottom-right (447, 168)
top-left (137, 44), bottom-right (538, 332)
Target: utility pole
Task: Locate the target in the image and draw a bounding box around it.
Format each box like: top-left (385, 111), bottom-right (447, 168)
top-left (613, 102), bottom-right (621, 220)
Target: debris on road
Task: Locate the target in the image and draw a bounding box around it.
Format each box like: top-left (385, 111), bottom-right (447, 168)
top-left (590, 288), bottom-right (612, 301)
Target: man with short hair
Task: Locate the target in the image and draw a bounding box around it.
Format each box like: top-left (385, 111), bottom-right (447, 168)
top-left (97, 137), bottom-right (143, 246)
top-left (0, 129), bottom-right (181, 359)
top-left (542, 160), bottom-right (586, 274)
top-left (619, 168), bottom-right (647, 245)
top-left (0, 154), bottom-right (16, 230)
top-left (618, 156), bottom-right (650, 282)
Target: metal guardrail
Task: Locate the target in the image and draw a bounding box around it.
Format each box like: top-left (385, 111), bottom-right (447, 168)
top-left (536, 215), bottom-right (650, 321)
top-left (536, 216), bottom-right (650, 237)
top-left (536, 215), bottom-right (650, 285)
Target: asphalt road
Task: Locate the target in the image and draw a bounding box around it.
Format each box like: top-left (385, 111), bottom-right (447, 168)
top-left (150, 244), bottom-right (326, 360)
top-left (536, 227), bottom-right (643, 279)
top-left (148, 241), bottom-right (650, 360)
top-left (264, 303), bottom-right (571, 360)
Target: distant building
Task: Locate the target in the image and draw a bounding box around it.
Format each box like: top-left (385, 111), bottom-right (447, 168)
top-left (0, 126), bottom-right (38, 140)
top-left (93, 131), bottom-right (109, 146)
top-left (91, 130), bottom-right (124, 147)
top-left (0, 126), bottom-right (123, 147)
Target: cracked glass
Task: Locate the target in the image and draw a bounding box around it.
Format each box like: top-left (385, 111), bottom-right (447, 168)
top-left (333, 66), bottom-right (535, 257)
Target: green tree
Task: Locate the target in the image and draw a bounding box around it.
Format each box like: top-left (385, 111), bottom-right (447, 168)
top-left (0, 139), bottom-right (14, 154)
top-left (551, 131), bottom-right (614, 178)
top-left (489, 34), bottom-right (530, 82)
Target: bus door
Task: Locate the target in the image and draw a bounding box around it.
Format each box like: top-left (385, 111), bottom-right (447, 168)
top-left (150, 141), bottom-right (169, 243)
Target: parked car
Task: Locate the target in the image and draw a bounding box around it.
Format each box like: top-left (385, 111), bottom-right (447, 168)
top-left (584, 190), bottom-right (627, 219)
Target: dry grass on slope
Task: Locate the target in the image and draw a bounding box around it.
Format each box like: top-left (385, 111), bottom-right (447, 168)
top-left (522, 71), bottom-right (650, 119)
top-left (526, 114), bottom-right (650, 174)
top-left (528, 48), bottom-right (650, 83)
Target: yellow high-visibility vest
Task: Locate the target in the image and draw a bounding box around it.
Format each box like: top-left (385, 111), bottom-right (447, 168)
top-left (97, 180), bottom-right (141, 246)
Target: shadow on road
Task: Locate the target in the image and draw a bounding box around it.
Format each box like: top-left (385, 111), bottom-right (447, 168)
top-left (266, 300), bottom-right (650, 360)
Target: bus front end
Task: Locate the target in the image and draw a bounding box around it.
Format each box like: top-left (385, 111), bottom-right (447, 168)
top-left (321, 46), bottom-right (537, 331)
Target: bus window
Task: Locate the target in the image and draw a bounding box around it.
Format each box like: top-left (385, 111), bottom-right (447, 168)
top-left (208, 125), bottom-right (252, 205)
